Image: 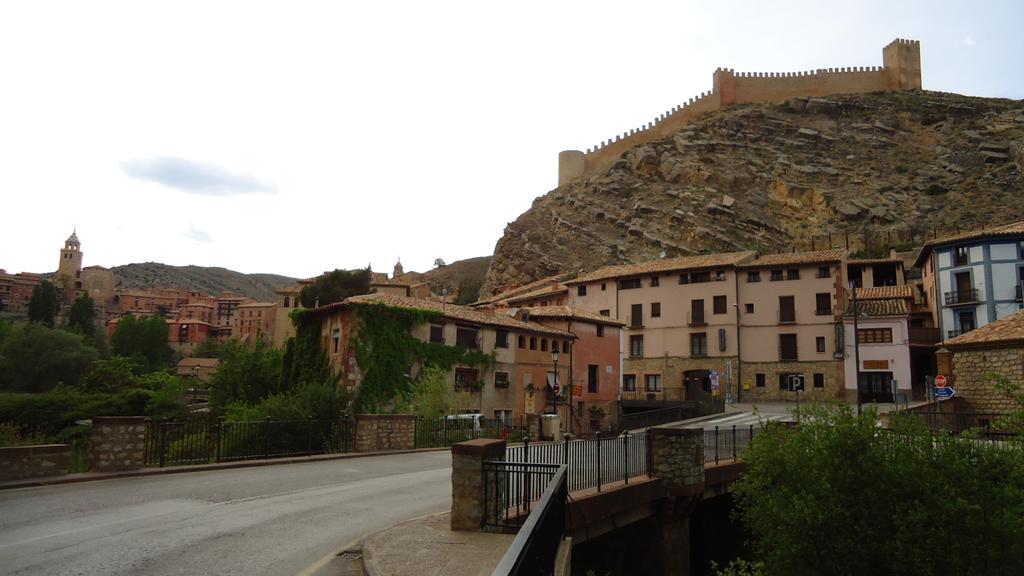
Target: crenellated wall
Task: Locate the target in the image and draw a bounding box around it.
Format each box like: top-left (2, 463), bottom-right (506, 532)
top-left (558, 38), bottom-right (922, 185)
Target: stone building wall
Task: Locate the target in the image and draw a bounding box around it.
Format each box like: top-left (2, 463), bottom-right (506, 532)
top-left (90, 416), bottom-right (146, 472)
top-left (0, 444), bottom-right (71, 481)
top-left (354, 415), bottom-right (417, 452)
top-left (739, 359), bottom-right (845, 402)
top-left (951, 346), bottom-right (1023, 412)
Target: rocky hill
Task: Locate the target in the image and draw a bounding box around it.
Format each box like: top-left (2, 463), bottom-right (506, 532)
top-left (483, 90), bottom-right (1023, 296)
top-left (111, 262), bottom-right (297, 302)
top-left (397, 256), bottom-right (493, 302)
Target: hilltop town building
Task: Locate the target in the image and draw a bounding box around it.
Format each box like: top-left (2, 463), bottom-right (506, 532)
top-left (558, 38), bottom-right (922, 185)
top-left (234, 302), bottom-right (276, 344)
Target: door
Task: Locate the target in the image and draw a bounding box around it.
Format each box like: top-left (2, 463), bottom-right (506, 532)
top-left (684, 370), bottom-right (711, 401)
top-left (955, 272), bottom-right (972, 302)
top-left (861, 372), bottom-right (894, 403)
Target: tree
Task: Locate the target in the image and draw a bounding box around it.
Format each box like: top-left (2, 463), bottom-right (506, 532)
top-left (434, 258), bottom-right (446, 268)
top-left (0, 323), bottom-right (99, 392)
top-left (110, 314), bottom-right (172, 372)
top-left (401, 365), bottom-right (469, 417)
top-left (298, 268), bottom-right (371, 308)
top-left (81, 356), bottom-right (140, 393)
top-left (454, 275), bottom-right (483, 305)
top-left (27, 280), bottom-right (59, 327)
top-left (732, 403), bottom-right (1024, 576)
top-left (191, 337), bottom-right (222, 359)
top-left (68, 294), bottom-right (97, 335)
top-left (207, 339), bottom-right (285, 410)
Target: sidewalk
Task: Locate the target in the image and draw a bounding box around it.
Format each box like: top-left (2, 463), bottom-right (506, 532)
top-left (0, 446), bottom-right (448, 491)
top-left (361, 512), bottom-right (513, 576)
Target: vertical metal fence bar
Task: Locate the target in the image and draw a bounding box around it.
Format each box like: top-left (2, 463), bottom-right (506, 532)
top-left (714, 426), bottom-right (720, 465)
top-left (623, 430), bottom-right (630, 485)
top-left (596, 431), bottom-right (603, 492)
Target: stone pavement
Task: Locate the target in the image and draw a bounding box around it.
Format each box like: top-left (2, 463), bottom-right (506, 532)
top-left (361, 512), bottom-right (513, 576)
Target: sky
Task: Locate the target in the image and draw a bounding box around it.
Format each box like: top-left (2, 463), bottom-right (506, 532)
top-left (1, 0), bottom-right (1022, 280)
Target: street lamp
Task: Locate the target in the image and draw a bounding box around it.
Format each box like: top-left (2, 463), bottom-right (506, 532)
top-left (850, 281), bottom-right (863, 416)
top-left (551, 349), bottom-right (560, 430)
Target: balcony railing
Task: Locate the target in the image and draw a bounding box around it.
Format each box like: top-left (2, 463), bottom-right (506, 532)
top-left (628, 315), bottom-right (643, 328)
top-left (947, 329), bottom-right (974, 339)
top-left (778, 310), bottom-right (797, 324)
top-left (1016, 285), bottom-right (1023, 302)
top-left (621, 387), bottom-right (687, 403)
top-left (944, 289), bottom-right (979, 306)
top-left (815, 307), bottom-right (833, 316)
top-left (779, 348), bottom-right (798, 362)
top-left (687, 311), bottom-right (707, 326)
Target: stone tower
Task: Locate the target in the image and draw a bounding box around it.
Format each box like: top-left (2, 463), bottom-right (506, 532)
top-left (882, 38), bottom-right (922, 90)
top-left (393, 259), bottom-right (404, 279)
top-left (55, 229), bottom-right (83, 291)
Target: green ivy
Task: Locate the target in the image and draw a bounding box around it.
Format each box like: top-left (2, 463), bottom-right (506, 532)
top-left (348, 302), bottom-right (495, 413)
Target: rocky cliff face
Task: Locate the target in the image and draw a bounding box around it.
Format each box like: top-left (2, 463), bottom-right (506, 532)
top-left (483, 90), bottom-right (1023, 296)
top-left (111, 262), bottom-right (297, 302)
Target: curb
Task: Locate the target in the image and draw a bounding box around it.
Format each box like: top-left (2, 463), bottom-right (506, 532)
top-left (0, 446), bottom-right (450, 491)
top-left (360, 511), bottom-right (450, 576)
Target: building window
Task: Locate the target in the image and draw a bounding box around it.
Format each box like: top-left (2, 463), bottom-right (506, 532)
top-left (454, 368), bottom-right (479, 391)
top-left (954, 245), bottom-right (969, 267)
top-left (650, 276), bottom-right (660, 287)
top-left (786, 268), bottom-right (800, 280)
top-left (679, 273), bottom-right (690, 284)
top-left (588, 364), bottom-right (598, 393)
top-left (691, 271), bottom-right (711, 283)
top-left (283, 296), bottom-right (290, 308)
top-left (597, 324), bottom-right (605, 337)
top-left (756, 373), bottom-right (766, 387)
top-left (629, 335), bottom-right (644, 357)
top-left (779, 334), bottom-right (798, 361)
top-left (816, 336), bottom-right (826, 353)
top-left (690, 299), bottom-right (706, 325)
top-left (817, 266), bottom-right (831, 279)
top-left (858, 328), bottom-right (893, 343)
top-left (631, 303), bottom-right (643, 327)
top-left (815, 293), bottom-right (832, 315)
top-left (518, 335), bottom-right (525, 348)
top-left (690, 333), bottom-right (708, 357)
top-left (652, 302), bottom-right (661, 318)
top-left (623, 374), bottom-right (637, 391)
top-left (714, 270), bottom-right (726, 281)
top-left (496, 329), bottom-right (509, 348)
top-left (578, 285), bottom-right (587, 296)
top-left (779, 295), bottom-right (796, 323)
top-left (601, 283), bottom-right (606, 291)
top-left (813, 373), bottom-right (825, 388)
top-left (331, 328), bottom-right (341, 354)
top-left (456, 326), bottom-right (479, 349)
top-left (745, 303), bottom-right (754, 313)
top-left (713, 295), bottom-right (727, 314)
top-left (599, 309), bottom-right (610, 317)
top-left (541, 338), bottom-right (548, 352)
top-left (778, 372), bottom-right (801, 391)
top-left (430, 324), bottom-right (444, 343)
top-left (529, 336), bottom-right (537, 350)
top-left (495, 371), bottom-right (510, 388)
top-left (562, 341), bottom-right (569, 353)
top-left (747, 271), bottom-right (761, 283)
top-left (770, 270), bottom-right (784, 281)
top-left (620, 278), bottom-right (642, 290)
top-left (645, 374), bottom-right (662, 391)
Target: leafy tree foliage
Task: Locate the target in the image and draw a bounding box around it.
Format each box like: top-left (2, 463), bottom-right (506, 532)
top-left (191, 337), bottom-right (222, 359)
top-left (224, 381), bottom-right (352, 422)
top-left (298, 268), bottom-right (371, 308)
top-left (732, 403), bottom-right (1024, 576)
top-left (399, 365), bottom-right (469, 417)
top-left (110, 313), bottom-right (172, 372)
top-left (68, 294), bottom-right (97, 335)
top-left (27, 280), bottom-right (59, 327)
top-left (454, 275), bottom-right (483, 305)
top-left (433, 258), bottom-right (446, 268)
top-left (207, 339), bottom-right (285, 409)
top-left (0, 323), bottom-right (99, 392)
top-left (81, 356), bottom-right (140, 393)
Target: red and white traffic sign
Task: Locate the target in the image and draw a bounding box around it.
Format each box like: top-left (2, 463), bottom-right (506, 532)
top-left (935, 375), bottom-right (948, 388)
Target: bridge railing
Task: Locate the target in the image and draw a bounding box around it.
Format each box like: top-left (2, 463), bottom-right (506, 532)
top-left (504, 431), bottom-right (650, 494)
top-left (704, 425), bottom-right (758, 465)
top-left (489, 465), bottom-right (568, 576)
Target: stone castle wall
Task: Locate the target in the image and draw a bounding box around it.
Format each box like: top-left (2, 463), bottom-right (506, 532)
top-left (559, 39), bottom-right (921, 185)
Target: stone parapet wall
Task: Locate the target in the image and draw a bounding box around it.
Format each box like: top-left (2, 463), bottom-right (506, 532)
top-left (90, 416), bottom-right (146, 472)
top-left (951, 347), bottom-right (1023, 413)
top-left (739, 360), bottom-right (844, 402)
top-left (0, 444), bottom-right (71, 481)
top-left (450, 439), bottom-right (506, 531)
top-left (650, 426), bottom-right (704, 495)
top-left (354, 414), bottom-right (417, 452)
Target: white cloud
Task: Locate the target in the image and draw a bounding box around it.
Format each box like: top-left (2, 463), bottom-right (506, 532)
top-left (121, 157), bottom-right (275, 196)
top-left (184, 224), bottom-right (213, 243)
top-left (964, 35), bottom-right (976, 47)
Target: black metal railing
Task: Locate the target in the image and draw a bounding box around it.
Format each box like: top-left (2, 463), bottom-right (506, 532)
top-left (144, 418), bottom-right (354, 467)
top-left (414, 416), bottom-right (526, 448)
top-left (621, 403), bottom-right (701, 429)
top-left (704, 425), bottom-right (758, 464)
top-left (620, 388), bottom-right (689, 403)
top-left (1016, 285), bottom-right (1023, 302)
top-left (778, 310), bottom-right (797, 324)
top-left (944, 289), bottom-right (979, 306)
top-left (483, 461), bottom-right (562, 530)
top-left (504, 431), bottom-right (650, 495)
top-left (687, 311), bottom-right (707, 326)
top-left (489, 465), bottom-right (567, 576)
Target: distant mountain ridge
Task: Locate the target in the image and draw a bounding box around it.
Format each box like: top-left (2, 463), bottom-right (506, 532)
top-left (111, 262), bottom-right (297, 302)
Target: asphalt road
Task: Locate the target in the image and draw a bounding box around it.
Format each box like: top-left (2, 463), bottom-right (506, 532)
top-left (0, 451), bottom-right (453, 576)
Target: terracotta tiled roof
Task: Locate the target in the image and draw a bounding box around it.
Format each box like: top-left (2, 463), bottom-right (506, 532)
top-left (853, 285), bottom-right (913, 300)
top-left (844, 298), bottom-right (908, 318)
top-left (848, 257), bottom-right (904, 265)
top-left (505, 284), bottom-right (569, 305)
top-left (519, 306), bottom-right (626, 327)
top-left (237, 302), bottom-right (275, 308)
top-left (912, 220), bottom-right (1024, 268)
top-left (566, 251), bottom-right (756, 285)
top-left (737, 249), bottom-right (846, 268)
top-left (944, 309), bottom-right (1024, 348)
top-left (475, 273), bottom-right (574, 306)
top-left (332, 293), bottom-right (575, 338)
top-left (178, 358), bottom-right (220, 368)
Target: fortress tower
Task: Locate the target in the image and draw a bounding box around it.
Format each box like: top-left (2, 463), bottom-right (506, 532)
top-left (558, 38), bottom-right (922, 185)
top-left (55, 229), bottom-right (83, 292)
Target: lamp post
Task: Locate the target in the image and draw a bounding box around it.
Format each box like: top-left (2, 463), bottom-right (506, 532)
top-left (551, 349), bottom-right (560, 431)
top-left (850, 281), bottom-right (863, 416)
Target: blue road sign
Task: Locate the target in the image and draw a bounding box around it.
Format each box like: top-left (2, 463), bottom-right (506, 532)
top-left (934, 386), bottom-right (955, 399)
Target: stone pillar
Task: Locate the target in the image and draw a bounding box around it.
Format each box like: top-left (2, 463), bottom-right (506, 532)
top-left (354, 414), bottom-right (417, 452)
top-left (90, 416), bottom-right (147, 472)
top-left (450, 438), bottom-right (505, 531)
top-left (650, 426), bottom-right (705, 576)
top-left (935, 347), bottom-right (953, 384)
